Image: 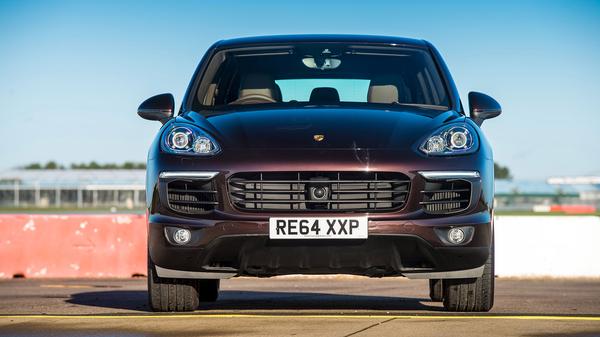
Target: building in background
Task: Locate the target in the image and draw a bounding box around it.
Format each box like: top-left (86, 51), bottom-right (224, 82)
top-left (0, 170), bottom-right (145, 210)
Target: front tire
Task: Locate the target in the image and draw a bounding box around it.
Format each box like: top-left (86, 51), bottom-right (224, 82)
top-left (148, 260), bottom-right (220, 312)
top-left (442, 249), bottom-right (495, 312)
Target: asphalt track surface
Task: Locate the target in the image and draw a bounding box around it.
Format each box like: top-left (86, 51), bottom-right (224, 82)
top-left (0, 277), bottom-right (599, 336)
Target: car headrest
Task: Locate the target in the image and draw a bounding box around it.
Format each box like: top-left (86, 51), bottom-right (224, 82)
top-left (273, 83), bottom-right (282, 102)
top-left (309, 87), bottom-right (340, 104)
top-left (368, 77), bottom-right (399, 104)
top-left (239, 73), bottom-right (279, 101)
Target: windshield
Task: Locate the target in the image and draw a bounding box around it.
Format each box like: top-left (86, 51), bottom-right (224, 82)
top-left (192, 43), bottom-right (450, 111)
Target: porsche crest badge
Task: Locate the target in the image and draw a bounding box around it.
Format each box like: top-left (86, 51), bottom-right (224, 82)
top-left (313, 134), bottom-right (325, 142)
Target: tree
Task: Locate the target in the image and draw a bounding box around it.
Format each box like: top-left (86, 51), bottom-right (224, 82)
top-left (22, 161), bottom-right (64, 169)
top-left (44, 161), bottom-right (63, 169)
top-left (70, 161), bottom-right (146, 169)
top-left (23, 163), bottom-right (42, 169)
top-left (494, 162), bottom-right (512, 180)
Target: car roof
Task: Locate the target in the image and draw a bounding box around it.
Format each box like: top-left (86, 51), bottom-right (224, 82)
top-left (213, 34), bottom-right (428, 49)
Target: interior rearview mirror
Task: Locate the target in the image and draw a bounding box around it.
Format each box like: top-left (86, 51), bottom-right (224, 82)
top-left (137, 93), bottom-right (175, 123)
top-left (302, 57), bottom-right (341, 70)
top-left (468, 92), bottom-right (501, 126)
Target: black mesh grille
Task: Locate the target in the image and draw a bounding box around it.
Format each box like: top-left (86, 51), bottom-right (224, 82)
top-left (229, 172), bottom-right (410, 212)
top-left (420, 180), bottom-right (471, 214)
top-left (166, 179), bottom-right (218, 214)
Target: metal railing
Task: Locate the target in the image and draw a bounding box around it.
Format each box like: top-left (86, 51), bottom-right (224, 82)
top-left (0, 183), bottom-right (145, 209)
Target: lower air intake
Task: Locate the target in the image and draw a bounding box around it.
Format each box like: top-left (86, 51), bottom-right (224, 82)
top-left (420, 180), bottom-right (471, 214)
top-left (166, 179), bottom-right (218, 214)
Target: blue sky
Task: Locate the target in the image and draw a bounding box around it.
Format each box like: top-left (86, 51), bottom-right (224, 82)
top-left (0, 0), bottom-right (599, 179)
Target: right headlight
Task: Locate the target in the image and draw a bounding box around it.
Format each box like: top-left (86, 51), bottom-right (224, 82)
top-left (161, 124), bottom-right (221, 156)
top-left (419, 123), bottom-right (478, 156)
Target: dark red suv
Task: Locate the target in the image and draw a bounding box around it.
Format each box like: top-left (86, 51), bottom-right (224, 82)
top-left (138, 35), bottom-right (501, 312)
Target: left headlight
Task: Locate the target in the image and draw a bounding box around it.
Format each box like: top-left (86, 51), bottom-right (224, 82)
top-left (419, 123), bottom-right (478, 156)
top-left (161, 124), bottom-right (221, 156)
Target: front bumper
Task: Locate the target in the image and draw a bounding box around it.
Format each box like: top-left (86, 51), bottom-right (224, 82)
top-left (148, 211), bottom-right (492, 279)
top-left (147, 148), bottom-right (495, 279)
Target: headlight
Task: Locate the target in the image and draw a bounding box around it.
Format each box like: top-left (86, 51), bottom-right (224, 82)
top-left (419, 124), bottom-right (478, 156)
top-left (162, 124), bottom-right (221, 156)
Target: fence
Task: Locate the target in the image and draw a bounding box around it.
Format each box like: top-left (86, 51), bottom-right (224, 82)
top-left (0, 184), bottom-right (145, 209)
top-left (0, 169), bottom-right (146, 209)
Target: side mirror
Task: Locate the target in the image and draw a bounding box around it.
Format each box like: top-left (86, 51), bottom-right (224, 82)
top-left (468, 92), bottom-right (501, 126)
top-left (137, 93), bottom-right (174, 123)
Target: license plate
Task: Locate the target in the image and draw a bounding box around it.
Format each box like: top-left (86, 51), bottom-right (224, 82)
top-left (269, 217), bottom-right (368, 239)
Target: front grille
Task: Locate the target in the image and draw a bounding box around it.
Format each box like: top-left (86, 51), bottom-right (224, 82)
top-left (420, 180), bottom-right (471, 214)
top-left (166, 179), bottom-right (218, 214)
top-left (228, 172), bottom-right (410, 212)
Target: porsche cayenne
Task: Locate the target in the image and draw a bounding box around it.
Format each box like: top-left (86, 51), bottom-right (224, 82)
top-left (138, 35), bottom-right (502, 312)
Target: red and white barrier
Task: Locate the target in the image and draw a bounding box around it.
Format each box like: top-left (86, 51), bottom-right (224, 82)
top-left (533, 204), bottom-right (597, 214)
top-left (1, 214), bottom-right (599, 278)
top-left (0, 214), bottom-right (147, 278)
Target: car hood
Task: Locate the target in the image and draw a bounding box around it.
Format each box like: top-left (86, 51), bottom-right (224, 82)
top-left (181, 108), bottom-right (463, 150)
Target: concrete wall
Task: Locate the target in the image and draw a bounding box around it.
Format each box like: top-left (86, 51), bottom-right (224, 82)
top-left (495, 216), bottom-right (600, 277)
top-left (0, 214), bottom-right (598, 278)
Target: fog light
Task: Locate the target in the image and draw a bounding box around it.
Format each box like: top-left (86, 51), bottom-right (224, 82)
top-left (173, 228), bottom-right (191, 245)
top-left (447, 227), bottom-right (466, 244)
